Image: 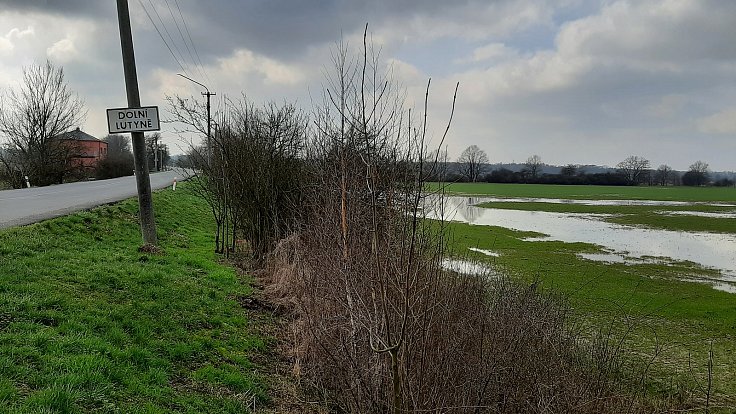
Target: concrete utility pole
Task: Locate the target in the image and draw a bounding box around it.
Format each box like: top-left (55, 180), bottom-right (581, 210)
top-left (177, 74), bottom-right (215, 161)
top-left (154, 134), bottom-right (159, 172)
top-left (116, 0), bottom-right (157, 246)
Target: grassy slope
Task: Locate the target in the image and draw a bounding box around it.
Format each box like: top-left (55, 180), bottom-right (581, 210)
top-left (436, 183), bottom-right (736, 403)
top-left (0, 184), bottom-right (266, 413)
top-left (433, 182), bottom-right (736, 202)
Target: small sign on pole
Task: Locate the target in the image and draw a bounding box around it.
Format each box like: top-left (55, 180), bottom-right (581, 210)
top-left (107, 106), bottom-right (161, 133)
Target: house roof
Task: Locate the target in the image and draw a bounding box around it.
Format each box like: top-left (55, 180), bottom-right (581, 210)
top-left (56, 127), bottom-right (105, 143)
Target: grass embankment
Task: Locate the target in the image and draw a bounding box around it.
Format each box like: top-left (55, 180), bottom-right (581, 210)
top-left (438, 183), bottom-right (736, 405)
top-left (0, 184), bottom-right (267, 413)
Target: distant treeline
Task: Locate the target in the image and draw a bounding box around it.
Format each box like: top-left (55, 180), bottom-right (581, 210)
top-left (429, 164), bottom-right (736, 187)
top-left (438, 168), bottom-right (632, 185)
top-left (482, 168), bottom-right (632, 185)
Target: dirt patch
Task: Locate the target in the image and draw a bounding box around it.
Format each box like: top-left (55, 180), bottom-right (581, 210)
top-left (236, 269), bottom-right (332, 414)
top-left (138, 243), bottom-right (164, 255)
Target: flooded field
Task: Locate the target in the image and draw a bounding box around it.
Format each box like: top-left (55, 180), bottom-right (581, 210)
top-left (426, 195), bottom-right (736, 291)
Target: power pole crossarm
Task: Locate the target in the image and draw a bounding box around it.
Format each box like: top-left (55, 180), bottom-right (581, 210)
top-left (116, 0), bottom-right (158, 246)
top-left (177, 74), bottom-right (215, 162)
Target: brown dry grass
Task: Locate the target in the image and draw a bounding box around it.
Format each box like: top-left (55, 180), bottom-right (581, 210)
top-left (259, 230), bottom-right (672, 413)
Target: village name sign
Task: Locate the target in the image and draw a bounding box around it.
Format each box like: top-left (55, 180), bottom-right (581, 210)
top-left (107, 106), bottom-right (161, 134)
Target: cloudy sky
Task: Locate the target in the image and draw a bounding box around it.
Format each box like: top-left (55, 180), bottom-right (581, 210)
top-left (1, 0), bottom-right (735, 171)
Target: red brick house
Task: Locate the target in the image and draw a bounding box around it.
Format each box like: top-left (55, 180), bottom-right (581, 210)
top-left (57, 128), bottom-right (108, 169)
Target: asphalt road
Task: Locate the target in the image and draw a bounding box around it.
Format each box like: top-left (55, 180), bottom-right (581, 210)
top-left (0, 169), bottom-right (189, 229)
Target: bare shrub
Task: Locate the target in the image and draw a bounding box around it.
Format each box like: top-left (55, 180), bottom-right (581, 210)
top-left (267, 237), bottom-right (650, 413)
top-left (253, 26), bottom-right (681, 413)
top-left (179, 26), bottom-right (681, 414)
top-left (168, 96), bottom-right (307, 260)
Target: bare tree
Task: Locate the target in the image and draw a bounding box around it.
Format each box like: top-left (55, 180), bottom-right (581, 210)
top-left (525, 154), bottom-right (543, 179)
top-left (683, 160), bottom-right (710, 186)
top-left (144, 133), bottom-right (170, 171)
top-left (654, 164), bottom-right (673, 186)
top-left (690, 160), bottom-right (709, 174)
top-left (616, 155), bottom-right (650, 185)
top-left (96, 134), bottom-right (135, 179)
top-left (165, 95), bottom-right (209, 137)
top-left (104, 134), bottom-right (131, 156)
top-left (560, 164), bottom-right (577, 176)
top-left (0, 60), bottom-right (86, 187)
top-left (457, 144), bottom-right (488, 182)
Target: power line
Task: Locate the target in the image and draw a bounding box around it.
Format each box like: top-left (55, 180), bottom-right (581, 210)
top-left (174, 0), bottom-right (213, 86)
top-left (164, 0), bottom-right (208, 84)
top-left (146, 0), bottom-right (192, 76)
top-left (138, 0), bottom-right (187, 74)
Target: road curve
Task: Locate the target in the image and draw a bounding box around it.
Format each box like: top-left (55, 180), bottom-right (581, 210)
top-left (0, 169), bottom-right (189, 229)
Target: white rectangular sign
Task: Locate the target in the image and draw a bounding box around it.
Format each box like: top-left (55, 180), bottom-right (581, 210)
top-left (107, 106), bottom-right (161, 133)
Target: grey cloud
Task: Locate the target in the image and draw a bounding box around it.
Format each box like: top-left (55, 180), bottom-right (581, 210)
top-left (559, 1), bottom-right (736, 64)
top-left (0, 0), bottom-right (113, 17)
top-left (170, 0), bottom-right (540, 62)
top-left (4, 0), bottom-right (736, 170)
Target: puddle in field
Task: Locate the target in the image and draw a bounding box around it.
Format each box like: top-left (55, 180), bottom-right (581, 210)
top-left (468, 247), bottom-right (500, 257)
top-left (710, 282), bottom-right (736, 294)
top-left (677, 277), bottom-right (736, 294)
top-left (578, 253), bottom-right (736, 294)
top-left (577, 252), bottom-right (630, 264)
top-left (576, 252), bottom-right (666, 265)
top-left (657, 210), bottom-right (736, 219)
top-left (425, 196), bottom-right (736, 289)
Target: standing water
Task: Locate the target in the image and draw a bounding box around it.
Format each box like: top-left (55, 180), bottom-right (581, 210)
top-left (425, 196), bottom-right (736, 288)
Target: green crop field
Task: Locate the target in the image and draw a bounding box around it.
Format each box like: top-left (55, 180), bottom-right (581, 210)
top-left (430, 182), bottom-right (736, 202)
top-left (0, 184), bottom-right (266, 413)
top-left (436, 182), bottom-right (736, 406)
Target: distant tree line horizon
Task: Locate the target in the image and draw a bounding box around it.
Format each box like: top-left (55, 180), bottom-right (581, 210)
top-left (429, 145), bottom-right (735, 187)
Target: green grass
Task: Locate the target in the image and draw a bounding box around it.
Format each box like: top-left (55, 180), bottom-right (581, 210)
top-left (436, 183), bottom-right (736, 404)
top-left (0, 183), bottom-right (266, 413)
top-left (448, 220), bottom-right (736, 402)
top-left (431, 182), bottom-right (736, 202)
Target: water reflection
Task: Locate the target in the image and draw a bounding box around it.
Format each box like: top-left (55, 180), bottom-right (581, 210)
top-left (426, 196), bottom-right (736, 284)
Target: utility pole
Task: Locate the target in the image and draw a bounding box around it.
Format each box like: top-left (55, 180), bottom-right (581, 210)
top-left (116, 0), bottom-right (157, 246)
top-left (177, 74), bottom-right (215, 162)
top-left (154, 134), bottom-right (159, 172)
